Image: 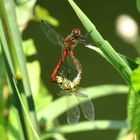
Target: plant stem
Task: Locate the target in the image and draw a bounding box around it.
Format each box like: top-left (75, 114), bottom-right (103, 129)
top-left (0, 0), bottom-right (40, 139)
top-left (41, 120), bottom-right (129, 139)
top-left (68, 0), bottom-right (132, 86)
top-left (135, 133), bottom-right (140, 140)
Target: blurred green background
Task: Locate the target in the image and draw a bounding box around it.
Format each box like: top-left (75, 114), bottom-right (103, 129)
top-left (1, 0), bottom-right (139, 139)
top-left (22, 0), bottom-right (138, 139)
top-left (24, 0), bottom-right (138, 85)
top-left (23, 0), bottom-right (140, 140)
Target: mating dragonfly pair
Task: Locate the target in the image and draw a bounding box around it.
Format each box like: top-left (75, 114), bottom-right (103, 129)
top-left (40, 20), bottom-right (95, 124)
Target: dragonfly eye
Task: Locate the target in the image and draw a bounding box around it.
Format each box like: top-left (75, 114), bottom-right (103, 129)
top-left (72, 28), bottom-right (81, 38)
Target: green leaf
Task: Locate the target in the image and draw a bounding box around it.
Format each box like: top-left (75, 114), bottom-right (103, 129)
top-left (22, 39), bottom-right (53, 110)
top-left (8, 106), bottom-right (24, 140)
top-left (67, 0), bottom-right (132, 85)
top-left (0, 48), bottom-right (7, 140)
top-left (136, 0), bottom-right (140, 13)
top-left (12, 78), bottom-right (40, 140)
top-left (22, 39), bottom-right (37, 56)
top-left (37, 85), bottom-right (128, 122)
top-left (116, 128), bottom-right (130, 140)
top-left (0, 114), bottom-right (7, 140)
top-left (119, 54), bottom-right (139, 71)
top-left (0, 52), bottom-right (5, 107)
top-left (135, 57), bottom-right (140, 64)
top-left (0, 0), bottom-right (39, 136)
top-left (86, 45), bottom-right (138, 71)
top-left (41, 120), bottom-right (129, 139)
top-left (23, 39), bottom-right (40, 96)
top-left (0, 53), bottom-right (5, 78)
top-left (34, 5), bottom-right (59, 26)
top-left (131, 65), bottom-right (140, 94)
top-left (35, 81), bottom-right (52, 111)
top-left (128, 89), bottom-right (140, 133)
top-left (27, 61), bottom-right (40, 96)
top-left (50, 120), bottom-right (128, 133)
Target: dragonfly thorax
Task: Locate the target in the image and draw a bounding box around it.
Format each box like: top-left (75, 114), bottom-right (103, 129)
top-left (55, 75), bottom-right (77, 91)
top-left (64, 29), bottom-right (81, 51)
top-left (64, 36), bottom-right (77, 51)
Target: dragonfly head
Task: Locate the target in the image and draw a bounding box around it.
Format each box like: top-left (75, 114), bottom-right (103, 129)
top-left (55, 75), bottom-right (63, 84)
top-left (71, 28), bottom-right (81, 39)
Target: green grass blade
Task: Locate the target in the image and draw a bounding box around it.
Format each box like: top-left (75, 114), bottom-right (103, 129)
top-left (52, 120), bottom-right (129, 133)
top-left (67, 0), bottom-right (132, 85)
top-left (12, 78), bottom-right (40, 140)
top-left (86, 45), bottom-right (139, 71)
top-left (0, 52), bottom-right (5, 79)
top-left (1, 39), bottom-right (40, 139)
top-left (1, 42), bottom-right (27, 139)
top-left (129, 65), bottom-right (140, 138)
top-left (128, 89), bottom-right (140, 134)
top-left (136, 0), bottom-right (140, 13)
top-left (41, 120), bottom-right (129, 139)
top-left (0, 51), bottom-right (5, 106)
top-left (131, 65), bottom-right (140, 94)
top-left (0, 0), bottom-right (39, 136)
top-left (37, 85), bottom-right (128, 122)
top-left (0, 19), bottom-right (14, 75)
top-left (0, 48), bottom-right (7, 140)
top-left (116, 128), bottom-right (130, 140)
top-left (8, 106), bottom-right (25, 140)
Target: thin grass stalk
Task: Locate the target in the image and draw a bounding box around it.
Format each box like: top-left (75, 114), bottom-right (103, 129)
top-left (0, 0), bottom-right (40, 139)
top-left (41, 120), bottom-right (129, 139)
top-left (0, 19), bottom-right (40, 139)
top-left (0, 40), bottom-right (27, 139)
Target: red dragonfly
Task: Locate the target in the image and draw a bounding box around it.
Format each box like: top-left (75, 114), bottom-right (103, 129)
top-left (54, 44), bottom-right (94, 124)
top-left (40, 20), bottom-right (87, 83)
top-left (40, 20), bottom-right (94, 124)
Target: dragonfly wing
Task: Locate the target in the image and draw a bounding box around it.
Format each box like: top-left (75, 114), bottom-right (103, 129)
top-left (59, 55), bottom-right (76, 75)
top-left (66, 55), bottom-right (77, 70)
top-left (75, 92), bottom-right (95, 121)
top-left (40, 20), bottom-right (64, 47)
top-left (67, 93), bottom-right (80, 124)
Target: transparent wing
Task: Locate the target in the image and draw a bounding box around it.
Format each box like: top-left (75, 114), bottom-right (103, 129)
top-left (60, 55), bottom-right (77, 73)
top-left (67, 93), bottom-right (80, 124)
top-left (39, 20), bottom-right (64, 47)
top-left (66, 55), bottom-right (77, 70)
top-left (75, 92), bottom-right (95, 121)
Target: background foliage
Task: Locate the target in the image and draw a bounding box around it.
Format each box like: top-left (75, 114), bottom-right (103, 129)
top-left (0, 0), bottom-right (140, 140)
